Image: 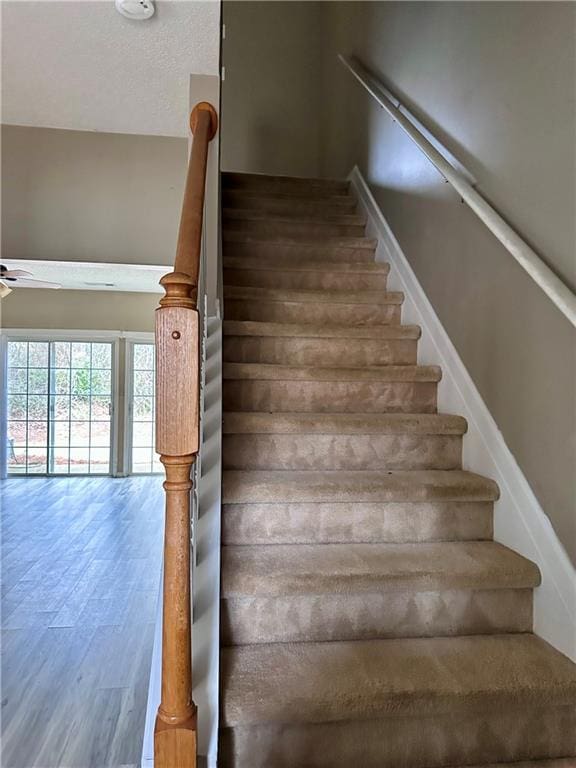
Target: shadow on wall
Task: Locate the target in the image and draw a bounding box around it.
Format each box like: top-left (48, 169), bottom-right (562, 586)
top-left (368, 180), bottom-right (576, 565)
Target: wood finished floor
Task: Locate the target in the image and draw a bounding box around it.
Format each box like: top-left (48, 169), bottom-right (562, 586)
top-left (1, 475), bottom-right (164, 768)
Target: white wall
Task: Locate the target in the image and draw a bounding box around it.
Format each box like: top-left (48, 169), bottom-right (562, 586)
top-left (2, 0), bottom-right (221, 137)
top-left (1, 289), bottom-right (158, 333)
top-left (221, 1), bottom-right (323, 177)
top-left (319, 1), bottom-right (576, 563)
top-left (2, 125), bottom-right (188, 267)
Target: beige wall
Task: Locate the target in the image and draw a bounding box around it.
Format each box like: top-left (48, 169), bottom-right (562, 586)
top-left (221, 1), bottom-right (322, 177)
top-left (0, 289), bottom-right (158, 332)
top-left (319, 2), bottom-right (576, 561)
top-left (2, 125), bottom-right (188, 266)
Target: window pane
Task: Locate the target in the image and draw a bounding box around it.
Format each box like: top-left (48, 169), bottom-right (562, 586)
top-left (71, 396), bottom-right (90, 420)
top-left (51, 447), bottom-right (70, 474)
top-left (91, 369), bottom-right (111, 395)
top-left (134, 370), bottom-right (154, 396)
top-left (71, 343), bottom-right (91, 369)
top-left (27, 421), bottom-right (47, 445)
top-left (28, 368), bottom-right (49, 394)
top-left (53, 421), bottom-right (70, 446)
top-left (51, 395), bottom-right (70, 421)
top-left (27, 396), bottom-right (48, 420)
top-left (7, 395), bottom-right (27, 420)
top-left (90, 397), bottom-right (110, 420)
top-left (132, 421), bottom-right (153, 447)
top-left (8, 368), bottom-right (27, 393)
top-left (7, 422), bottom-right (26, 448)
top-left (52, 342), bottom-right (71, 367)
top-left (90, 422), bottom-right (110, 448)
top-left (132, 447), bottom-right (153, 473)
top-left (70, 421), bottom-right (90, 445)
top-left (8, 342), bottom-right (27, 367)
top-left (52, 370), bottom-right (70, 394)
top-left (133, 396), bottom-right (154, 420)
top-left (69, 447), bottom-right (89, 473)
top-left (91, 343), bottom-right (112, 369)
top-left (89, 447), bottom-right (109, 473)
top-left (27, 447), bottom-right (47, 473)
top-left (134, 344), bottom-right (154, 369)
top-left (7, 446), bottom-right (27, 473)
top-left (71, 369), bottom-right (91, 396)
top-left (28, 342), bottom-right (48, 367)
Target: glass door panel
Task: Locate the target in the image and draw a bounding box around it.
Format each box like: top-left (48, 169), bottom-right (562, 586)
top-left (6, 339), bottom-right (113, 476)
top-left (130, 343), bottom-right (161, 474)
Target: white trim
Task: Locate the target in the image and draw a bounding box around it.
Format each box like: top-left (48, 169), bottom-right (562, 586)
top-left (340, 55), bottom-right (576, 328)
top-left (0, 335), bottom-right (8, 479)
top-left (110, 338), bottom-right (121, 477)
top-left (350, 165), bottom-right (576, 661)
top-left (3, 328), bottom-right (154, 342)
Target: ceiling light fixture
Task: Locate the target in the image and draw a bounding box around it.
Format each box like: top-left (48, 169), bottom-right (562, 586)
top-left (115, 0), bottom-right (155, 21)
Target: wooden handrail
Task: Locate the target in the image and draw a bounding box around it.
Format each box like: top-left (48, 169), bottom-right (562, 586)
top-left (154, 100), bottom-right (218, 768)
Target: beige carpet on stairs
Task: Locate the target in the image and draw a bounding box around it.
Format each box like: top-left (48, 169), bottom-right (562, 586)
top-left (218, 171), bottom-right (576, 768)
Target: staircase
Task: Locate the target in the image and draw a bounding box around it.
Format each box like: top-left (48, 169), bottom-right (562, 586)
top-left (218, 172), bottom-right (576, 768)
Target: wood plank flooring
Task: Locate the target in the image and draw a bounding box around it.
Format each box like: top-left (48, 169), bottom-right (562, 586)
top-left (1, 476), bottom-right (164, 768)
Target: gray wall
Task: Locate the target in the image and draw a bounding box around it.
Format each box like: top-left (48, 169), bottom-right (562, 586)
top-left (2, 125), bottom-right (188, 266)
top-left (221, 1), bottom-right (323, 177)
top-left (319, 2), bottom-right (576, 561)
top-left (1, 289), bottom-right (158, 332)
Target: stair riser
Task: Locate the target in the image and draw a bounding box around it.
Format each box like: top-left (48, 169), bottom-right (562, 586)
top-left (223, 337), bottom-right (415, 366)
top-left (223, 268), bottom-right (388, 291)
top-left (223, 194), bottom-right (358, 216)
top-left (222, 501), bottom-right (494, 545)
top-left (222, 433), bottom-right (461, 471)
top-left (223, 380), bottom-right (437, 414)
top-left (223, 175), bottom-right (349, 197)
top-left (224, 242), bottom-right (377, 263)
top-left (226, 219), bottom-right (365, 238)
top-left (222, 588), bottom-right (533, 645)
top-left (219, 705), bottom-right (576, 768)
top-left (225, 300), bottom-right (401, 325)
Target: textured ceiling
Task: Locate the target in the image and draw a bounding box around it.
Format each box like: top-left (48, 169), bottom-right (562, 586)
top-left (1, 0), bottom-right (220, 137)
top-left (2, 259), bottom-right (166, 293)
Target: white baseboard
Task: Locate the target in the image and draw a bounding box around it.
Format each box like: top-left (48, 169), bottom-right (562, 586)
top-left (349, 165), bottom-right (576, 661)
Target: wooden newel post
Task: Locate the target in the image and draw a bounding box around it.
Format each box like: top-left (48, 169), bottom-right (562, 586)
top-left (154, 272), bottom-right (200, 768)
top-left (153, 101), bottom-right (217, 768)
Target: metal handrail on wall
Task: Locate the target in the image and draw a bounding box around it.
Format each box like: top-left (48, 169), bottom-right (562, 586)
top-left (339, 54), bottom-right (576, 328)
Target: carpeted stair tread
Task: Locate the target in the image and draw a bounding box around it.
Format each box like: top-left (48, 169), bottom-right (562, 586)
top-left (221, 541), bottom-right (540, 597)
top-left (222, 469), bottom-right (499, 504)
top-left (223, 231), bottom-right (377, 248)
top-left (220, 633), bottom-right (576, 728)
top-left (223, 255), bottom-right (389, 273)
top-left (223, 362), bottom-right (441, 382)
top-left (223, 189), bottom-right (358, 211)
top-left (464, 761), bottom-right (576, 768)
top-left (224, 285), bottom-right (403, 305)
top-left (222, 320), bottom-right (418, 339)
top-left (223, 208), bottom-right (366, 226)
top-left (223, 411), bottom-right (465, 435)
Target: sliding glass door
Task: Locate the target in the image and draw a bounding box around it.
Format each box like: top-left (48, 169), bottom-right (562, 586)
top-left (6, 340), bottom-right (113, 475)
top-left (129, 342), bottom-right (161, 474)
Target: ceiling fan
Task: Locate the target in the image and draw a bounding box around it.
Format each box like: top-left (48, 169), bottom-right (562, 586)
top-left (0, 264), bottom-right (61, 297)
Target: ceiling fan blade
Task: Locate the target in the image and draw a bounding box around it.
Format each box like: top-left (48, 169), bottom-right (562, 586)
top-left (2, 269), bottom-right (33, 278)
top-left (14, 277), bottom-right (61, 289)
top-left (0, 280), bottom-right (13, 298)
